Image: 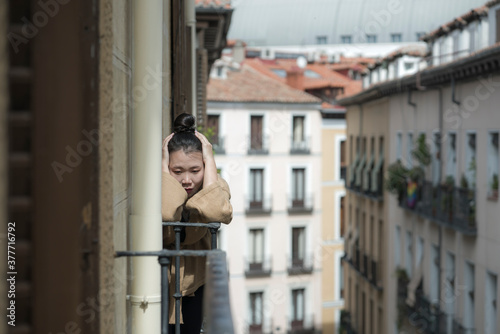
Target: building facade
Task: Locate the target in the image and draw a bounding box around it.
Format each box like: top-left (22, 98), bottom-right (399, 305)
top-left (207, 63), bottom-right (324, 334)
top-left (339, 1), bottom-right (500, 333)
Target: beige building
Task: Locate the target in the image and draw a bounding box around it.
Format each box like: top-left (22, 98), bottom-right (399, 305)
top-left (320, 105), bottom-right (348, 334)
top-left (339, 1), bottom-right (500, 333)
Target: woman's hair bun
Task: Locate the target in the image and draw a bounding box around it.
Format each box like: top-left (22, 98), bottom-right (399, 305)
top-left (173, 113), bottom-right (196, 133)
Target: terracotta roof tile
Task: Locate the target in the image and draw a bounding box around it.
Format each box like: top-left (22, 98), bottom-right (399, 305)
top-left (207, 64), bottom-right (321, 103)
top-left (421, 2), bottom-right (492, 41)
top-left (195, 0), bottom-right (231, 9)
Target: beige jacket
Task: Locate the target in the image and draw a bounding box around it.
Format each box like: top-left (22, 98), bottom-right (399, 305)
top-left (161, 172), bottom-right (232, 323)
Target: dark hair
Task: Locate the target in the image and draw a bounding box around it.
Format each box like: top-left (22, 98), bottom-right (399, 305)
top-left (168, 113), bottom-right (202, 154)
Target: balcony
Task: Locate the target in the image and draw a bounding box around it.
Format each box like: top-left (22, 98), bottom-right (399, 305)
top-left (410, 291), bottom-right (444, 334)
top-left (245, 256), bottom-right (272, 278)
top-left (290, 136), bottom-right (310, 155)
top-left (345, 164), bottom-right (383, 201)
top-left (399, 181), bottom-right (477, 235)
top-left (287, 194), bottom-right (314, 214)
top-left (287, 315), bottom-right (317, 334)
top-left (342, 250), bottom-right (383, 291)
top-left (339, 310), bottom-right (357, 334)
top-left (212, 135), bottom-right (225, 154)
top-left (452, 318), bottom-right (475, 334)
top-left (287, 254), bottom-right (314, 275)
top-left (245, 195), bottom-right (272, 215)
top-left (248, 135), bottom-right (269, 155)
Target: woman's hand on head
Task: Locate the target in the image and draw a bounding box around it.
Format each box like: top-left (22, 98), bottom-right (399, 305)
top-left (195, 130), bottom-right (218, 188)
top-left (162, 133), bottom-right (174, 173)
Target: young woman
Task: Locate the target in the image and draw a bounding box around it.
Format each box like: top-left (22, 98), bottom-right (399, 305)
top-left (161, 113), bottom-right (232, 333)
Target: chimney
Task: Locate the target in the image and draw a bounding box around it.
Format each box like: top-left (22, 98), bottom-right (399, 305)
top-left (286, 66), bottom-right (304, 91)
top-left (233, 40), bottom-right (246, 64)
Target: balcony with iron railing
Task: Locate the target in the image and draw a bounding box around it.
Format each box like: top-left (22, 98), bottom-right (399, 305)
top-left (211, 135), bottom-right (225, 154)
top-left (341, 248), bottom-right (383, 291)
top-left (245, 256), bottom-right (272, 278)
top-left (399, 180), bottom-right (477, 235)
top-left (290, 136), bottom-right (311, 155)
top-left (339, 310), bottom-right (358, 334)
top-left (115, 222), bottom-right (234, 334)
top-left (245, 195), bottom-right (273, 215)
top-left (345, 162), bottom-right (384, 201)
top-left (287, 314), bottom-right (318, 334)
top-left (287, 194), bottom-right (314, 214)
top-left (410, 290), bottom-right (444, 334)
top-left (287, 254), bottom-right (314, 275)
top-left (248, 135), bottom-right (269, 155)
top-left (452, 318), bottom-right (475, 334)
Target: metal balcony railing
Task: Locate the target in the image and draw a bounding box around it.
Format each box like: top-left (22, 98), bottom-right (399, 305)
top-left (287, 314), bottom-right (316, 333)
top-left (345, 163), bottom-right (383, 201)
top-left (399, 181), bottom-right (477, 235)
top-left (287, 194), bottom-right (314, 214)
top-left (115, 222), bottom-right (234, 334)
top-left (245, 195), bottom-right (272, 215)
top-left (290, 136), bottom-right (311, 155)
top-left (248, 135), bottom-right (269, 155)
top-left (287, 254), bottom-right (314, 275)
top-left (245, 256), bottom-right (272, 278)
top-left (212, 136), bottom-right (225, 154)
top-left (452, 318), bottom-right (475, 334)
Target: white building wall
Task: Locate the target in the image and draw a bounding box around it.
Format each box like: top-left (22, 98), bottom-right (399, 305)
top-left (209, 103), bottom-right (323, 334)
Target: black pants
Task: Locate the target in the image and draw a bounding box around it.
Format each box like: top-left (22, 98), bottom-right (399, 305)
top-left (169, 285), bottom-right (204, 334)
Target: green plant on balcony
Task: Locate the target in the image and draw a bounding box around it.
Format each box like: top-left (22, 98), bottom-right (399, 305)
top-left (385, 160), bottom-right (409, 202)
top-left (441, 175), bottom-right (455, 220)
top-left (412, 134), bottom-right (432, 167)
top-left (491, 173), bottom-right (499, 199)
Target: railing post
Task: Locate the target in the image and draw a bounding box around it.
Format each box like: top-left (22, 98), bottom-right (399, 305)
top-left (159, 255), bottom-right (170, 334)
top-left (173, 226), bottom-right (183, 334)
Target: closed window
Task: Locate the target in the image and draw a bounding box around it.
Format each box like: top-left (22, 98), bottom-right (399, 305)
top-left (366, 34), bottom-right (377, 43)
top-left (249, 229), bottom-right (264, 268)
top-left (249, 169), bottom-right (264, 208)
top-left (250, 115), bottom-right (263, 150)
top-left (207, 115), bottom-right (220, 145)
top-left (391, 33), bottom-right (402, 42)
top-left (291, 289), bottom-right (305, 325)
top-left (249, 292), bottom-right (263, 331)
top-left (291, 227), bottom-right (306, 266)
top-left (292, 168), bottom-right (305, 207)
top-left (316, 36), bottom-right (327, 44)
top-left (341, 35), bottom-right (352, 44)
top-left (340, 140), bottom-right (346, 180)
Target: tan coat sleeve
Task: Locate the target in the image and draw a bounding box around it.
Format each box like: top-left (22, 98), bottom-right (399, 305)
top-left (162, 172), bottom-right (188, 245)
top-left (182, 176), bottom-right (233, 245)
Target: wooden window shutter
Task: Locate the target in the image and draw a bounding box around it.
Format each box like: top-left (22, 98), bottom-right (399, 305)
top-left (197, 49), bottom-right (208, 129)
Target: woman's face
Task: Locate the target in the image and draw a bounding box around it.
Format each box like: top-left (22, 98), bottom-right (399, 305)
top-left (169, 150), bottom-right (204, 197)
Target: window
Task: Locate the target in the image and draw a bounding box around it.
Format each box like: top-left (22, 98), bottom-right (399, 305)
top-left (488, 132), bottom-right (499, 196)
top-left (341, 35), bottom-right (352, 44)
top-left (396, 133), bottom-right (402, 160)
top-left (391, 33), bottom-right (402, 42)
top-left (464, 262), bottom-right (475, 330)
top-left (496, 9), bottom-right (500, 43)
top-left (407, 133), bottom-right (414, 168)
top-left (404, 62), bottom-right (414, 71)
top-left (432, 133), bottom-right (441, 185)
top-left (207, 114), bottom-right (224, 153)
top-left (416, 32), bottom-right (426, 41)
top-left (249, 229), bottom-right (264, 270)
top-left (430, 244), bottom-right (439, 302)
top-left (291, 227), bottom-right (306, 267)
top-left (395, 226), bottom-right (401, 267)
top-left (317, 36), bottom-right (327, 44)
top-left (405, 231), bottom-right (413, 277)
top-left (303, 70), bottom-right (321, 78)
top-left (340, 196), bottom-right (345, 238)
top-left (271, 69), bottom-right (287, 78)
top-left (291, 289), bottom-right (305, 329)
top-left (291, 116), bottom-right (308, 153)
top-left (249, 169), bottom-right (264, 209)
top-left (249, 292), bottom-right (263, 332)
top-left (340, 140), bottom-right (346, 180)
top-left (339, 260), bottom-right (344, 299)
top-left (465, 133), bottom-right (476, 186)
top-left (291, 168), bottom-right (306, 208)
top-left (366, 34), bottom-right (377, 43)
top-left (446, 133), bottom-right (456, 179)
top-left (250, 115), bottom-right (266, 153)
top-left (485, 272), bottom-right (498, 334)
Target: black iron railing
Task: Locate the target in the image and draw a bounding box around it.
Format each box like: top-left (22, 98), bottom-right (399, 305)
top-left (287, 194), bottom-right (314, 214)
top-left (452, 318), bottom-right (475, 334)
top-left (287, 254), bottom-right (314, 275)
top-left (345, 164), bottom-right (383, 201)
top-left (115, 222), bottom-right (234, 334)
top-left (290, 136), bottom-right (311, 155)
top-left (399, 181), bottom-right (477, 235)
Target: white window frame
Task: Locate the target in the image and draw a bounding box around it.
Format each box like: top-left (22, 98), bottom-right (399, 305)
top-left (335, 134), bottom-right (347, 181)
top-left (335, 190), bottom-right (346, 240)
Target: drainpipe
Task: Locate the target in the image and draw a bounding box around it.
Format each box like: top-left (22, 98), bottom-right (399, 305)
top-left (129, 1), bottom-right (164, 333)
top-left (186, 0), bottom-right (197, 118)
